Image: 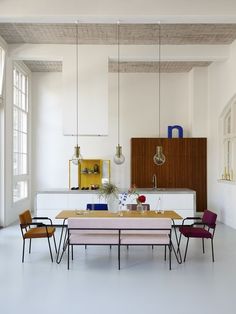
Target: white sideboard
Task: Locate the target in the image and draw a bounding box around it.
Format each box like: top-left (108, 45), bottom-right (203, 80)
top-left (35, 188), bottom-right (196, 224)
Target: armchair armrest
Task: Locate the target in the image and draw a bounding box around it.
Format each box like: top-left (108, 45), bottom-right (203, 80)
top-left (190, 222), bottom-right (205, 227)
top-left (21, 222), bottom-right (45, 227)
top-left (32, 216), bottom-right (53, 225)
top-left (181, 216), bottom-right (202, 226)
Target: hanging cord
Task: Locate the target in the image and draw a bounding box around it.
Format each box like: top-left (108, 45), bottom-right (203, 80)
top-left (117, 21), bottom-right (120, 146)
top-left (76, 21), bottom-right (79, 146)
top-left (158, 22), bottom-right (161, 138)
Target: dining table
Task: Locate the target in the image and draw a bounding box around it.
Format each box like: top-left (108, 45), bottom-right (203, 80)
top-left (55, 209), bottom-right (183, 264)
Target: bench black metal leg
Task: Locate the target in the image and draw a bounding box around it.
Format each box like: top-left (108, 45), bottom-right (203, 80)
top-left (169, 245), bottom-right (171, 270)
top-left (118, 230), bottom-right (121, 270)
top-left (67, 244), bottom-right (70, 270)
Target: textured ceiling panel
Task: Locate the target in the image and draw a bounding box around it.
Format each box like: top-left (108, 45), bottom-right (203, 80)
top-left (23, 60), bottom-right (62, 72)
top-left (1, 23), bottom-right (236, 45)
top-left (109, 61), bottom-right (212, 73)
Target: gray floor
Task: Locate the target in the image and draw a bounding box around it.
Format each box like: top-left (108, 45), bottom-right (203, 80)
top-left (0, 222), bottom-right (235, 314)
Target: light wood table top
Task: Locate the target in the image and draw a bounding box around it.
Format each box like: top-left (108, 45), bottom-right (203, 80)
top-left (55, 210), bottom-right (182, 220)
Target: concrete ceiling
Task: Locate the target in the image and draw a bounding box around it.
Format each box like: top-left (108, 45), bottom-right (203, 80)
top-left (1, 23), bottom-right (233, 73)
top-left (23, 60), bottom-right (62, 72)
top-left (1, 23), bottom-right (236, 45)
top-left (109, 61), bottom-right (212, 73)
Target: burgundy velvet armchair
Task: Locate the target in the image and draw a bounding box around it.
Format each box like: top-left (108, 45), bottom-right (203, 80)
top-left (179, 210), bottom-right (217, 262)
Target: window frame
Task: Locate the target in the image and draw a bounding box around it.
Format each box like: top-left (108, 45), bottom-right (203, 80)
top-left (0, 43), bottom-right (6, 104)
top-left (12, 62), bottom-right (30, 203)
top-left (219, 94), bottom-right (236, 182)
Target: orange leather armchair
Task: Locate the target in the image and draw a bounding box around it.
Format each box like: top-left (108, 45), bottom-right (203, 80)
top-left (19, 210), bottom-right (57, 262)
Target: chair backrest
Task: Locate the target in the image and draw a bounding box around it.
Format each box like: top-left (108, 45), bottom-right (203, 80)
top-left (126, 204), bottom-right (150, 211)
top-left (19, 210), bottom-right (32, 227)
top-left (202, 210), bottom-right (217, 229)
top-left (86, 203), bottom-right (108, 210)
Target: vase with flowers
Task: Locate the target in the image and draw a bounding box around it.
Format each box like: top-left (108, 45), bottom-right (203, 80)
top-left (128, 185), bottom-right (146, 212)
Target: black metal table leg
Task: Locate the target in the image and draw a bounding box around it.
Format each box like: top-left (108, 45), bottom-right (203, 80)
top-left (171, 219), bottom-right (182, 264)
top-left (56, 219), bottom-right (68, 264)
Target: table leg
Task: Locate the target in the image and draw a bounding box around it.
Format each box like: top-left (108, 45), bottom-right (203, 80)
top-left (56, 219), bottom-right (68, 264)
top-left (171, 219), bottom-right (182, 264)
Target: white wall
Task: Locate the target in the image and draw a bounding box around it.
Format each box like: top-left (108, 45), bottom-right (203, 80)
top-left (7, 43), bottom-right (190, 193)
top-left (189, 67), bottom-right (208, 137)
top-left (31, 68), bottom-right (190, 193)
top-left (208, 40), bottom-right (236, 228)
top-left (32, 69), bottom-right (188, 190)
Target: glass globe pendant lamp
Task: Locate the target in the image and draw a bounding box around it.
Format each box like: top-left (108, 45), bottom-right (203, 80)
top-left (113, 21), bottom-right (125, 165)
top-left (114, 144), bottom-right (125, 165)
top-left (153, 22), bottom-right (166, 166)
top-left (72, 145), bottom-right (82, 165)
top-left (71, 21), bottom-right (82, 165)
top-left (153, 146), bottom-right (165, 166)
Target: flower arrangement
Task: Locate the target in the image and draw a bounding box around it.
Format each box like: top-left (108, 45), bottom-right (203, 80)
top-left (98, 182), bottom-right (119, 200)
top-left (128, 185), bottom-right (146, 204)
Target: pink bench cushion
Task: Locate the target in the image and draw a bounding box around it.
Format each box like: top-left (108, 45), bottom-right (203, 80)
top-left (68, 217), bottom-right (171, 245)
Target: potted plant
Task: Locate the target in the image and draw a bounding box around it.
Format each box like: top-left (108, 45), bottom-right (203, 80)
top-left (98, 182), bottom-right (119, 212)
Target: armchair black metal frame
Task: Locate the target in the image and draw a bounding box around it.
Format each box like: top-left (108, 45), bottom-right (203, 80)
top-left (178, 210), bottom-right (217, 262)
top-left (19, 210), bottom-right (57, 263)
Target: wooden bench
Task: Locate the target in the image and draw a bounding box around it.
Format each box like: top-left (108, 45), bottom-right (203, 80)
top-left (67, 217), bottom-right (173, 270)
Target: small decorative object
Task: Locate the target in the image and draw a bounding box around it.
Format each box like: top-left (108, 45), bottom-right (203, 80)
top-left (99, 182), bottom-right (119, 212)
top-left (93, 164), bottom-right (99, 173)
top-left (81, 167), bottom-right (88, 174)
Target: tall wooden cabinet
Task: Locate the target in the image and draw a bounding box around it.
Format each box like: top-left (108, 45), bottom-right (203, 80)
top-left (131, 138), bottom-right (207, 212)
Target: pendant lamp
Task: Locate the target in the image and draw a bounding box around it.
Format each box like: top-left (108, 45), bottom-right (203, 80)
top-left (72, 21), bottom-right (82, 165)
top-left (153, 22), bottom-right (166, 166)
top-left (114, 21), bottom-right (125, 165)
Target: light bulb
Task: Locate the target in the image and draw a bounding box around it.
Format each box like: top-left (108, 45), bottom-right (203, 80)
top-left (72, 145), bottom-right (82, 165)
top-left (153, 146), bottom-right (165, 166)
top-left (114, 145), bottom-right (125, 165)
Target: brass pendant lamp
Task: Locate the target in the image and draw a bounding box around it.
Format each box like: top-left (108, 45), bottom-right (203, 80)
top-left (153, 22), bottom-right (166, 166)
top-left (114, 21), bottom-right (125, 165)
top-left (71, 21), bottom-right (82, 165)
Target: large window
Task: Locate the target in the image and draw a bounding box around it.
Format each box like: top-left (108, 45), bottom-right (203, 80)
top-left (220, 96), bottom-right (236, 181)
top-left (13, 65), bottom-right (29, 202)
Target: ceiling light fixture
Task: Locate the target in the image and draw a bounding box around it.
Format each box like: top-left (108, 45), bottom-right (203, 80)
top-left (71, 21), bottom-right (83, 165)
top-left (153, 22), bottom-right (166, 166)
top-left (114, 21), bottom-right (125, 165)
